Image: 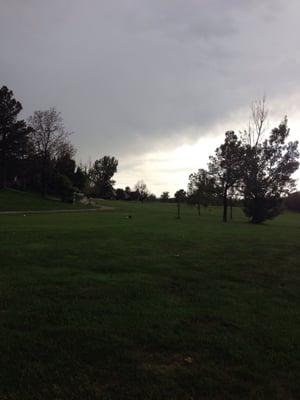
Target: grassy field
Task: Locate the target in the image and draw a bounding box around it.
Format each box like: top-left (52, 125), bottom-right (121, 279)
top-left (0, 196), bottom-right (299, 399)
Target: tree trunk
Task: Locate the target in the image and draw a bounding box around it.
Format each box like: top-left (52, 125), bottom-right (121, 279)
top-left (223, 187), bottom-right (228, 223)
top-left (41, 155), bottom-right (48, 197)
top-left (197, 201), bottom-right (200, 216)
top-left (230, 200), bottom-right (233, 220)
top-left (251, 196), bottom-right (262, 223)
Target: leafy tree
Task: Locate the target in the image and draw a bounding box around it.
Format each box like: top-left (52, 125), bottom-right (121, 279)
top-left (89, 156), bottom-right (118, 198)
top-left (28, 108), bottom-right (74, 196)
top-left (242, 117), bottom-right (299, 223)
top-left (174, 189), bottom-right (186, 219)
top-left (134, 180), bottom-right (149, 202)
top-left (160, 191), bottom-right (170, 202)
top-left (188, 168), bottom-right (215, 216)
top-left (209, 131), bottom-right (243, 222)
top-left (0, 86), bottom-right (32, 188)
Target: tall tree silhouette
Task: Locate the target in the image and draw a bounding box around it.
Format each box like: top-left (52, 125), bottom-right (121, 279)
top-left (89, 156), bottom-right (118, 198)
top-left (0, 86), bottom-right (31, 188)
top-left (209, 131), bottom-right (243, 222)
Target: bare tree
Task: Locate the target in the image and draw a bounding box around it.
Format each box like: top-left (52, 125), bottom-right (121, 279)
top-left (134, 180), bottom-right (149, 202)
top-left (244, 96), bottom-right (269, 146)
top-left (28, 108), bottom-right (74, 195)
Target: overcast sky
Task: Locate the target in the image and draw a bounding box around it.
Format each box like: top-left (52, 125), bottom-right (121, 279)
top-left (1, 0), bottom-right (299, 194)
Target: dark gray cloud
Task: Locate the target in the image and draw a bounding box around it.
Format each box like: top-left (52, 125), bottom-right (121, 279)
top-left (0, 0), bottom-right (299, 167)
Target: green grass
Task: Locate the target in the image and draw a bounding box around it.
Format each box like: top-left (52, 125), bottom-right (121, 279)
top-left (0, 189), bottom-right (91, 211)
top-left (0, 198), bottom-right (299, 399)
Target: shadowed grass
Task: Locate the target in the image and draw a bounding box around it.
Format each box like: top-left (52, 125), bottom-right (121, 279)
top-left (0, 199), bottom-right (299, 399)
top-left (0, 189), bottom-right (91, 211)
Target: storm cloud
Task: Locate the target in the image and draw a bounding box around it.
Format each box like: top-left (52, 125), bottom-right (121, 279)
top-left (1, 0), bottom-right (299, 192)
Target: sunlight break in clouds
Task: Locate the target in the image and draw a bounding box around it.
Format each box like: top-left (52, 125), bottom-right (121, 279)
top-left (116, 102), bottom-right (300, 195)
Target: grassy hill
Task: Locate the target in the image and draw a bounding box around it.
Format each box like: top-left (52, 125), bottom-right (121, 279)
top-left (0, 189), bottom-right (91, 211)
top-left (0, 201), bottom-right (299, 399)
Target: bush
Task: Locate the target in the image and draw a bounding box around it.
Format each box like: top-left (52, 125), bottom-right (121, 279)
top-left (243, 195), bottom-right (283, 223)
top-left (286, 192), bottom-right (300, 212)
top-left (55, 174), bottom-right (74, 203)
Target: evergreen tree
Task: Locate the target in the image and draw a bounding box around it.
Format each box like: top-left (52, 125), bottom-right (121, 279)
top-left (0, 86), bottom-right (31, 188)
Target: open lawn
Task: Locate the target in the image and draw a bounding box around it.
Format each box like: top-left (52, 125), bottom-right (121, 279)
top-left (0, 199), bottom-right (299, 399)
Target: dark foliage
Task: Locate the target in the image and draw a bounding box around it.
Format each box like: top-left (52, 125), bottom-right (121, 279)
top-left (174, 189), bottom-right (186, 219)
top-left (73, 166), bottom-right (88, 192)
top-left (55, 173), bottom-right (74, 202)
top-left (208, 131), bottom-right (244, 222)
top-left (28, 108), bottom-right (74, 196)
top-left (89, 156), bottom-right (118, 198)
top-left (285, 191), bottom-right (300, 212)
top-left (242, 118), bottom-right (299, 223)
top-left (134, 180), bottom-right (149, 202)
top-left (188, 168), bottom-right (216, 216)
top-left (0, 86), bottom-right (32, 188)
top-left (160, 191), bottom-right (170, 202)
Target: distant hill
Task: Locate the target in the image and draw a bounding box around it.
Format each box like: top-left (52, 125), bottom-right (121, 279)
top-left (0, 189), bottom-right (90, 212)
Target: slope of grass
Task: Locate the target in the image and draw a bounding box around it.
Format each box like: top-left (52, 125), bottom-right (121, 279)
top-left (0, 202), bottom-right (299, 399)
top-left (0, 189), bottom-right (91, 211)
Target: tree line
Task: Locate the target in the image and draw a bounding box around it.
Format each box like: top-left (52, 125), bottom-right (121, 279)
top-left (0, 86), bottom-right (299, 223)
top-left (0, 86), bottom-right (156, 202)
